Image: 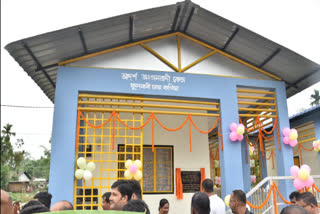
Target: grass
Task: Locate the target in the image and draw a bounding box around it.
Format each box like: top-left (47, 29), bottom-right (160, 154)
top-left (9, 192), bottom-right (36, 203)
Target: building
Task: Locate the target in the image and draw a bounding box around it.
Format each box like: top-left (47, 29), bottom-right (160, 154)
top-left (5, 1), bottom-right (320, 212)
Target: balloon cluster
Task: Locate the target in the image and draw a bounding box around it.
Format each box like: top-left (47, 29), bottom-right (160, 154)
top-left (214, 176), bottom-right (221, 185)
top-left (229, 123), bottom-right (245, 142)
top-left (313, 140), bottom-right (320, 152)
top-left (249, 146), bottom-right (255, 156)
top-left (290, 165), bottom-right (314, 190)
top-left (282, 128), bottom-right (298, 147)
top-left (75, 157), bottom-right (96, 181)
top-left (251, 175), bottom-right (256, 183)
top-left (124, 159), bottom-right (143, 181)
top-left (224, 195), bottom-right (230, 207)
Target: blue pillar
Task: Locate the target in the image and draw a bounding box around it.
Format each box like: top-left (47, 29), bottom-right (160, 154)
top-left (48, 68), bottom-right (78, 206)
top-left (241, 134), bottom-right (251, 193)
top-left (313, 111), bottom-right (320, 167)
top-left (220, 85), bottom-right (244, 198)
top-left (273, 83), bottom-right (295, 200)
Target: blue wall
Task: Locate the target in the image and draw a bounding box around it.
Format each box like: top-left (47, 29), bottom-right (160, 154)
top-left (49, 66), bottom-right (294, 205)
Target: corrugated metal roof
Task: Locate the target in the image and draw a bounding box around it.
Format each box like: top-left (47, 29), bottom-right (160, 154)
top-left (5, 0), bottom-right (320, 103)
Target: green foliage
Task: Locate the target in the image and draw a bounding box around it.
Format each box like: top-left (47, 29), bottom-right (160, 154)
top-left (310, 89), bottom-right (320, 106)
top-left (9, 192), bottom-right (36, 203)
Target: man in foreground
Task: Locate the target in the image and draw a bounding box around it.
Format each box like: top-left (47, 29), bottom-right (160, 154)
top-left (296, 192), bottom-right (319, 214)
top-left (202, 178), bottom-right (225, 214)
top-left (109, 180), bottom-right (133, 210)
top-left (50, 200), bottom-right (73, 211)
top-left (229, 190), bottom-right (253, 214)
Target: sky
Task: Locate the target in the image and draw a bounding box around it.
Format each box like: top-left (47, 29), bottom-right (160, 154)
top-left (1, 0), bottom-right (320, 159)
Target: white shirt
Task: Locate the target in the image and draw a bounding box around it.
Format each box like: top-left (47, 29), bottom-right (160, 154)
top-left (209, 194), bottom-right (226, 214)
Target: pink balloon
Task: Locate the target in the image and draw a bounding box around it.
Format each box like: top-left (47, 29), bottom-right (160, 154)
top-left (217, 177), bottom-right (221, 183)
top-left (301, 165), bottom-right (311, 173)
top-left (129, 164), bottom-right (137, 174)
top-left (290, 165), bottom-right (299, 177)
top-left (293, 178), bottom-right (305, 190)
top-left (237, 134), bottom-right (244, 141)
top-left (282, 127), bottom-right (291, 136)
top-left (283, 137), bottom-right (290, 144)
top-left (305, 176), bottom-right (314, 187)
top-left (230, 123), bottom-right (238, 132)
top-left (289, 139), bottom-right (298, 147)
top-left (313, 142), bottom-right (318, 149)
top-left (229, 132), bottom-right (238, 141)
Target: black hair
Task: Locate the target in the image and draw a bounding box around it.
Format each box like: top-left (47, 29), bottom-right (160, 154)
top-left (280, 205), bottom-right (308, 214)
top-left (128, 180), bottom-right (142, 199)
top-left (20, 205), bottom-right (50, 214)
top-left (296, 192), bottom-right (318, 207)
top-left (102, 192), bottom-right (111, 203)
top-left (289, 191), bottom-right (301, 200)
top-left (22, 200), bottom-right (44, 210)
top-left (191, 192), bottom-right (210, 214)
top-left (232, 190), bottom-right (247, 205)
top-left (33, 191), bottom-right (52, 208)
top-left (111, 180), bottom-right (133, 200)
top-left (159, 198), bottom-right (169, 211)
top-left (123, 199), bottom-right (150, 214)
top-left (202, 179), bottom-right (214, 193)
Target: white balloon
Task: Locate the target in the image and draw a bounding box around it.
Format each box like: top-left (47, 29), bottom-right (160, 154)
top-left (125, 160), bottom-right (133, 169)
top-left (77, 157), bottom-right (87, 169)
top-left (134, 160), bottom-right (142, 169)
top-left (134, 170), bottom-right (142, 181)
top-left (83, 170), bottom-right (92, 181)
top-left (75, 169), bottom-right (84, 179)
top-left (87, 162), bottom-right (96, 172)
top-left (124, 170), bottom-right (133, 179)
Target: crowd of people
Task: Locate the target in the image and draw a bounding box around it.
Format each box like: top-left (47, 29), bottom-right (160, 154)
top-left (1, 178), bottom-right (319, 214)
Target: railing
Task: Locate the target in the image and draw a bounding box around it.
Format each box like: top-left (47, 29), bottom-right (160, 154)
top-left (246, 175), bottom-right (320, 214)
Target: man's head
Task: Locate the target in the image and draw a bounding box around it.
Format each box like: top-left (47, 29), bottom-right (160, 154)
top-left (230, 190), bottom-right (247, 214)
top-left (128, 180), bottom-right (142, 200)
top-left (281, 205), bottom-right (308, 214)
top-left (202, 179), bottom-right (214, 194)
top-left (102, 192), bottom-right (111, 210)
top-left (289, 191), bottom-right (301, 205)
top-left (191, 192), bottom-right (210, 214)
top-left (123, 199), bottom-right (150, 214)
top-left (1, 189), bottom-right (14, 214)
top-left (296, 192), bottom-right (318, 214)
top-left (33, 191), bottom-right (52, 208)
top-left (50, 200), bottom-right (73, 211)
top-left (109, 180), bottom-right (133, 210)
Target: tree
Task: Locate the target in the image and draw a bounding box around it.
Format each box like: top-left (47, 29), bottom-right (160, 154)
top-left (0, 124), bottom-right (26, 189)
top-left (310, 89), bottom-right (320, 106)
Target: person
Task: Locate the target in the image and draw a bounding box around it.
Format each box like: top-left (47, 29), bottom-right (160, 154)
top-left (123, 199), bottom-right (150, 214)
top-left (289, 191), bottom-right (301, 205)
top-left (191, 192), bottom-right (210, 214)
top-left (128, 180), bottom-right (142, 200)
top-left (50, 200), bottom-right (73, 211)
top-left (102, 192), bottom-right (111, 210)
top-left (20, 200), bottom-right (49, 214)
top-left (33, 191), bottom-right (52, 208)
top-left (296, 192), bottom-right (319, 214)
top-left (159, 198), bottom-right (169, 214)
top-left (109, 180), bottom-right (133, 210)
top-left (281, 205), bottom-right (308, 214)
top-left (1, 189), bottom-right (16, 214)
top-left (202, 178), bottom-right (225, 214)
top-left (229, 190), bottom-right (253, 214)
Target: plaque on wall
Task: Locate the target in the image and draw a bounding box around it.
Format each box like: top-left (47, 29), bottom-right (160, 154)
top-left (181, 171), bottom-right (201, 193)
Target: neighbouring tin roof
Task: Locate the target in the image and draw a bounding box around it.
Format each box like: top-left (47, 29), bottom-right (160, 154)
top-left (5, 0), bottom-right (320, 103)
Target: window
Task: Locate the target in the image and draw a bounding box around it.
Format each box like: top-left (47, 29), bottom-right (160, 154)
top-left (118, 145), bottom-right (173, 194)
